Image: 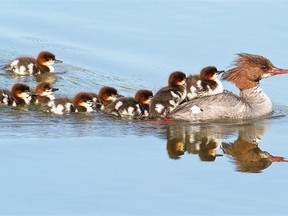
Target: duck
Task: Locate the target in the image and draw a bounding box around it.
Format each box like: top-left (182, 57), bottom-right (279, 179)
top-left (31, 82), bottom-right (59, 105)
top-left (0, 83), bottom-right (31, 106)
top-left (93, 86), bottom-right (123, 110)
top-left (104, 89), bottom-right (153, 117)
top-left (168, 53), bottom-right (288, 121)
top-left (148, 71), bottom-right (187, 119)
top-left (41, 92), bottom-right (95, 115)
top-left (4, 51), bottom-right (62, 75)
top-left (186, 66), bottom-right (224, 100)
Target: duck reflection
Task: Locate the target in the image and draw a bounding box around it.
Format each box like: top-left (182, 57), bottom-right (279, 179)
top-left (166, 123), bottom-right (224, 161)
top-left (165, 121), bottom-right (287, 172)
top-left (221, 124), bottom-right (287, 173)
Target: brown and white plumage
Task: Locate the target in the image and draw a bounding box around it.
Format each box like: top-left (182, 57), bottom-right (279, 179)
top-left (169, 53), bottom-right (288, 121)
top-left (104, 89), bottom-right (153, 117)
top-left (4, 51), bottom-right (62, 75)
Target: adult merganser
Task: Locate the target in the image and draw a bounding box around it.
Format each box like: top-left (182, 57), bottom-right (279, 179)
top-left (186, 66), bottom-right (224, 100)
top-left (104, 89), bottom-right (153, 117)
top-left (41, 92), bottom-right (95, 115)
top-left (0, 83), bottom-right (31, 106)
top-left (4, 51), bottom-right (62, 75)
top-left (148, 71), bottom-right (187, 119)
top-left (31, 82), bottom-right (59, 105)
top-left (168, 53), bottom-right (288, 121)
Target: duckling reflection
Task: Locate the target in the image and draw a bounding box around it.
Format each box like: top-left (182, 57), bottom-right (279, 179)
top-left (165, 121), bottom-right (287, 171)
top-left (222, 124), bottom-right (288, 173)
top-left (166, 124), bottom-right (223, 161)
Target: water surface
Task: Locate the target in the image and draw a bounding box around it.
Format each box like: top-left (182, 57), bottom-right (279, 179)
top-left (0, 0), bottom-right (288, 215)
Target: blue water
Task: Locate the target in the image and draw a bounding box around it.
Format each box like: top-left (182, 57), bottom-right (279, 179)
top-left (1, 0), bottom-right (288, 215)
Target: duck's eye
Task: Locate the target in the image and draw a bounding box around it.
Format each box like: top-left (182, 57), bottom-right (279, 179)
top-left (261, 65), bottom-right (267, 70)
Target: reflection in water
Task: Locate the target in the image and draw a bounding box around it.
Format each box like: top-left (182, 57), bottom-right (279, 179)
top-left (165, 120), bottom-right (288, 173)
top-left (222, 124), bottom-right (288, 173)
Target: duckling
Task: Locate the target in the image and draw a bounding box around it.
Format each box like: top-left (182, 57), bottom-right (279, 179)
top-left (186, 66), bottom-right (224, 100)
top-left (148, 71), bottom-right (186, 119)
top-left (104, 89), bottom-right (153, 117)
top-left (93, 86), bottom-right (123, 110)
top-left (41, 92), bottom-right (95, 115)
top-left (4, 51), bottom-right (62, 75)
top-left (0, 83), bottom-right (31, 106)
top-left (31, 82), bottom-right (59, 105)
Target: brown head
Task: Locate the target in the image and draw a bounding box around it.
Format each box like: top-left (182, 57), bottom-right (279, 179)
top-left (222, 53), bottom-right (288, 91)
top-left (199, 66), bottom-right (225, 81)
top-left (73, 92), bottom-right (94, 109)
top-left (37, 51), bottom-right (62, 66)
top-left (36, 82), bottom-right (58, 96)
top-left (11, 83), bottom-right (31, 98)
top-left (99, 86), bottom-right (121, 103)
top-left (134, 90), bottom-right (153, 105)
top-left (168, 71), bottom-right (186, 87)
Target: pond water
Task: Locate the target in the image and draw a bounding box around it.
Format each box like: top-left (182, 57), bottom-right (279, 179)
top-left (0, 0), bottom-right (288, 215)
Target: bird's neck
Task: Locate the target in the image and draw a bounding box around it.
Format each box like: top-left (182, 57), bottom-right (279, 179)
top-left (240, 86), bottom-right (272, 117)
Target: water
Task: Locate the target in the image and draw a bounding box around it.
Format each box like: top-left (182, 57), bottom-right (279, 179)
top-left (0, 0), bottom-right (288, 215)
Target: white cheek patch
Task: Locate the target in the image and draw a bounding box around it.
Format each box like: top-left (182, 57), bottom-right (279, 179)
top-left (79, 102), bottom-right (93, 112)
top-left (262, 73), bottom-right (271, 78)
top-left (18, 92), bottom-right (31, 104)
top-left (190, 105), bottom-right (203, 114)
top-left (42, 90), bottom-right (53, 96)
top-left (108, 96), bottom-right (117, 102)
top-left (115, 101), bottom-right (123, 110)
top-left (155, 104), bottom-right (164, 113)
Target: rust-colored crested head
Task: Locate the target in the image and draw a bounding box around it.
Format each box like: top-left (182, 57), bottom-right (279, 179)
top-left (73, 92), bottom-right (94, 105)
top-left (222, 53), bottom-right (275, 91)
top-left (98, 86), bottom-right (119, 102)
top-left (11, 83), bottom-right (30, 97)
top-left (199, 66), bottom-right (219, 81)
top-left (35, 82), bottom-right (58, 95)
top-left (168, 71), bottom-right (186, 87)
top-left (134, 89), bottom-right (153, 105)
